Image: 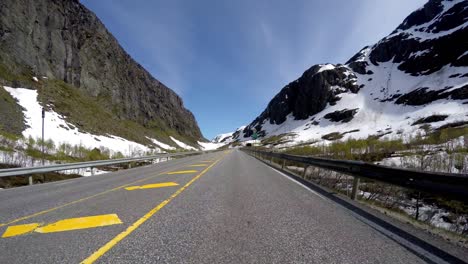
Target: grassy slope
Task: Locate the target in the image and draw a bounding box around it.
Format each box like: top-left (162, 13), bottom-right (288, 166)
top-left (0, 86), bottom-right (26, 135)
top-left (0, 61), bottom-right (200, 149)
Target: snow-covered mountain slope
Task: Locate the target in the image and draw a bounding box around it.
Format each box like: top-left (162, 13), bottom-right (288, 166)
top-left (233, 0), bottom-right (468, 147)
top-left (212, 126), bottom-right (247, 144)
top-left (2, 86), bottom-right (214, 154)
top-left (212, 132), bottom-right (235, 144)
top-left (3, 86), bottom-right (157, 155)
top-left (197, 141), bottom-right (225, 150)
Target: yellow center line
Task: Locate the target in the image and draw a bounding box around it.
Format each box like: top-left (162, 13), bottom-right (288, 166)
top-left (81, 153), bottom-right (227, 264)
top-left (0, 162), bottom-right (202, 228)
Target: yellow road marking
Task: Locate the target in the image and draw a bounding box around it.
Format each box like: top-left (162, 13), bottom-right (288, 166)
top-left (166, 170), bottom-right (198, 175)
top-left (2, 214), bottom-right (122, 238)
top-left (81, 155), bottom-right (226, 264)
top-left (201, 160), bottom-right (214, 162)
top-left (125, 182), bottom-right (179, 191)
top-left (188, 164), bottom-right (209, 167)
top-left (0, 163), bottom-right (194, 227)
top-left (2, 223), bottom-right (41, 238)
top-left (35, 214), bottom-right (122, 234)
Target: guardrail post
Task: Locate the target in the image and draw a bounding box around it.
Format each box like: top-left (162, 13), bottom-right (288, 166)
top-left (351, 177), bottom-right (360, 200)
top-left (269, 156), bottom-right (273, 163)
top-left (415, 192), bottom-right (421, 220)
top-left (282, 159), bottom-right (286, 169)
top-left (91, 167), bottom-right (95, 176)
top-left (29, 176), bottom-right (33, 185)
top-left (302, 165), bottom-right (308, 179)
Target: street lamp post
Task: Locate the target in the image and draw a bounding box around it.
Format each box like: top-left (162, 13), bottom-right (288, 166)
top-left (29, 107), bottom-right (45, 186)
top-left (42, 108), bottom-right (45, 165)
top-left (41, 108), bottom-right (45, 183)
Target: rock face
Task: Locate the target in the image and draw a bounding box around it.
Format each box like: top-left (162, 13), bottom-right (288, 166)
top-left (0, 0), bottom-right (202, 140)
top-left (370, 0), bottom-right (468, 76)
top-left (243, 64), bottom-right (360, 137)
top-left (323, 109), bottom-right (359, 123)
top-left (235, 0), bottom-right (468, 143)
top-left (394, 85), bottom-right (468, 105)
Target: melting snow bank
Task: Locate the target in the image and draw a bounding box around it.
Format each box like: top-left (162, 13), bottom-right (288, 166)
top-left (60, 157), bottom-right (172, 177)
top-left (170, 136), bottom-right (198, 150)
top-left (197, 141), bottom-right (225, 150)
top-left (62, 167), bottom-right (109, 177)
top-left (4, 87), bottom-right (156, 156)
top-left (146, 137), bottom-right (176, 150)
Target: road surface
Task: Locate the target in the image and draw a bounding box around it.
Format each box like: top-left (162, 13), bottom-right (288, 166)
top-left (0, 150), bottom-right (465, 263)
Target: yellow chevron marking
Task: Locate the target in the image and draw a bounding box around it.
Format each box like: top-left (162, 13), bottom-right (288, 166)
top-left (125, 182), bottom-right (179, 190)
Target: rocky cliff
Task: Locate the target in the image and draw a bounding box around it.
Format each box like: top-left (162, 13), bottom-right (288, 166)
top-left (0, 0), bottom-right (202, 141)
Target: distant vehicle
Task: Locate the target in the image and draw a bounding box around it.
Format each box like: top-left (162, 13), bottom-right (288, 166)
top-left (246, 143), bottom-right (252, 147)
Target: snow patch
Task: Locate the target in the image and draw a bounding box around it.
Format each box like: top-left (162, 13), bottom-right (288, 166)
top-left (3, 87), bottom-right (155, 156)
top-left (170, 136), bottom-right (198, 150)
top-left (198, 141), bottom-right (225, 150)
top-left (317, 64), bottom-right (335, 74)
top-left (146, 137), bottom-right (175, 150)
top-left (212, 132), bottom-right (234, 143)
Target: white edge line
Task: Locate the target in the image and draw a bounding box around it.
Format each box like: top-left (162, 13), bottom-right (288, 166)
top-left (265, 163), bottom-right (327, 201)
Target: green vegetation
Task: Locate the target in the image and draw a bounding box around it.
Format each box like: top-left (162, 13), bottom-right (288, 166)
top-left (0, 86), bottom-right (26, 135)
top-left (409, 126), bottom-right (468, 148)
top-left (36, 79), bottom-right (197, 149)
top-left (321, 132), bottom-right (343, 141)
top-left (0, 60), bottom-right (38, 89)
top-left (1, 134), bottom-right (123, 164)
top-left (285, 137), bottom-right (405, 161)
top-left (261, 133), bottom-right (293, 146)
top-left (283, 126), bottom-right (468, 162)
top-left (284, 145), bottom-right (323, 156)
top-left (0, 129), bottom-right (22, 141)
top-left (0, 170), bottom-right (81, 189)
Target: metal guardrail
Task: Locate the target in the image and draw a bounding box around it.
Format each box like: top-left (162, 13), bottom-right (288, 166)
top-left (0, 151), bottom-right (205, 180)
top-left (244, 149), bottom-right (468, 202)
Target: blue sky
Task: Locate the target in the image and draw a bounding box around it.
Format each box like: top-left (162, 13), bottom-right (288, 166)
top-left (80, 0), bottom-right (426, 140)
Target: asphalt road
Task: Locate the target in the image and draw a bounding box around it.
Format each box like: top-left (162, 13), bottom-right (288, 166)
top-left (0, 150), bottom-right (464, 263)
